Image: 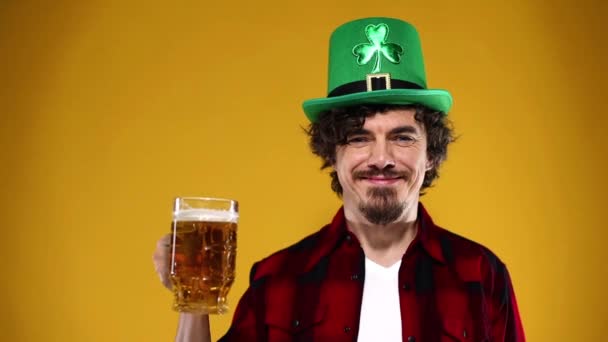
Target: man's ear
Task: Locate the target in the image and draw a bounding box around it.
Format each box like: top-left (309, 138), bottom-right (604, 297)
top-left (425, 159), bottom-right (434, 171)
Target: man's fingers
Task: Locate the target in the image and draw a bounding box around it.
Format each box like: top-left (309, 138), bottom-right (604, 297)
top-left (156, 233), bottom-right (172, 248)
top-left (153, 234), bottom-right (174, 290)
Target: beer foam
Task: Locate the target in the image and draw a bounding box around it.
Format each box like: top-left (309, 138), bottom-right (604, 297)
top-left (174, 209), bottom-right (238, 223)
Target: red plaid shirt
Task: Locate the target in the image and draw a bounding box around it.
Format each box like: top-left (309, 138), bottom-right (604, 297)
top-left (219, 204), bottom-right (525, 341)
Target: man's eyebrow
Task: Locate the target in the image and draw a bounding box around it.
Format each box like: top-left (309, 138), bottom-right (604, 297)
top-left (389, 125), bottom-right (420, 135)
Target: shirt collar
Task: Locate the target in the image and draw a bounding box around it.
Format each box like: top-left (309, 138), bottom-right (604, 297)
top-left (302, 206), bottom-right (348, 272)
top-left (415, 202), bottom-right (446, 264)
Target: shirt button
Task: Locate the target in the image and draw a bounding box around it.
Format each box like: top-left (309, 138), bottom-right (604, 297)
top-left (292, 320), bottom-right (300, 328)
top-left (344, 326), bottom-right (351, 333)
top-left (407, 336), bottom-right (416, 342)
top-left (350, 274), bottom-right (360, 281)
top-left (402, 283), bottom-right (412, 291)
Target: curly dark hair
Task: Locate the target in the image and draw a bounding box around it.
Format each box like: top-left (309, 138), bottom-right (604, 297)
top-left (305, 104), bottom-right (455, 196)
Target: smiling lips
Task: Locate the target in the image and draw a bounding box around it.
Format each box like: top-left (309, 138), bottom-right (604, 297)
top-left (362, 176), bottom-right (402, 185)
top-left (353, 170), bottom-right (407, 186)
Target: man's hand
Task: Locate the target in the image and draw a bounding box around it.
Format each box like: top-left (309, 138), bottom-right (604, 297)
top-left (153, 234), bottom-right (212, 342)
top-left (153, 233), bottom-right (173, 290)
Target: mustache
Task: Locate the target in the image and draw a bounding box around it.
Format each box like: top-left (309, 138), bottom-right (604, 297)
top-left (353, 169), bottom-right (408, 180)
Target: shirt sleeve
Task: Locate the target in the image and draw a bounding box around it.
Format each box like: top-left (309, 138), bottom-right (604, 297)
top-left (217, 263), bottom-right (265, 342)
top-left (487, 259), bottom-right (526, 342)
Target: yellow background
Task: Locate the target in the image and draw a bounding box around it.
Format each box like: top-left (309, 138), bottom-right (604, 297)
top-left (1, 0), bottom-right (606, 340)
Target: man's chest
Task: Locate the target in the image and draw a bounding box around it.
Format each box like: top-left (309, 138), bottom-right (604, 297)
top-left (261, 253), bottom-right (485, 341)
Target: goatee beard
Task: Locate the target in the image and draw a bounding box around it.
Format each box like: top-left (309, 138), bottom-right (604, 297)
top-left (358, 187), bottom-right (404, 225)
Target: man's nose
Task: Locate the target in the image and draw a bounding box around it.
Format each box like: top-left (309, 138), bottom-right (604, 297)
top-left (367, 139), bottom-right (395, 170)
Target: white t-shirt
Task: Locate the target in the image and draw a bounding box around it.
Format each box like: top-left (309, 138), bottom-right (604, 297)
top-left (357, 257), bottom-right (403, 342)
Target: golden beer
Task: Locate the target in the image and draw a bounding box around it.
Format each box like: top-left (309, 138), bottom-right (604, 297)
top-left (170, 201), bottom-right (238, 314)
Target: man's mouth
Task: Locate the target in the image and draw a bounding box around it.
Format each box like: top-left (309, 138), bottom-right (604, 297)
top-left (354, 170), bottom-right (406, 186)
top-left (362, 176), bottom-right (402, 185)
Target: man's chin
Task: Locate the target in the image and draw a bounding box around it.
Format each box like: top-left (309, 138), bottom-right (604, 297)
top-left (359, 205), bottom-right (404, 225)
top-left (359, 198), bottom-right (404, 226)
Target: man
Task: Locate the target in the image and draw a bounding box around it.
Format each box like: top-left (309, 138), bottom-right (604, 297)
top-left (153, 17), bottom-right (525, 341)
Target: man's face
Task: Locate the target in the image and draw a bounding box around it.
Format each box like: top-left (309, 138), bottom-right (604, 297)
top-left (334, 108), bottom-right (431, 225)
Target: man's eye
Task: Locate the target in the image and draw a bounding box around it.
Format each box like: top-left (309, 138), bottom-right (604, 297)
top-left (394, 135), bottom-right (416, 145)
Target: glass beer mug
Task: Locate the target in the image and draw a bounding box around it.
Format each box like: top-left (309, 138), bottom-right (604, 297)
top-left (170, 197), bottom-right (238, 314)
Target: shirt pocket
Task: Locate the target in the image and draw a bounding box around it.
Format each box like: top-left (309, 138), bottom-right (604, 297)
top-left (440, 317), bottom-right (472, 342)
top-left (264, 304), bottom-right (326, 339)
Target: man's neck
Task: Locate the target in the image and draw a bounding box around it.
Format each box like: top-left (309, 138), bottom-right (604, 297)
top-left (344, 202), bottom-right (419, 268)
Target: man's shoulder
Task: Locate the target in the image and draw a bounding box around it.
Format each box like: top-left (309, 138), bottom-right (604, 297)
top-left (248, 223), bottom-right (331, 283)
top-left (435, 224), bottom-right (501, 258)
top-left (431, 223), bottom-right (506, 280)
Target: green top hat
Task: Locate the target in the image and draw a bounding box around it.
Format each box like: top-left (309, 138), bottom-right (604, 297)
top-left (302, 17), bottom-right (453, 122)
